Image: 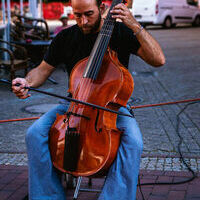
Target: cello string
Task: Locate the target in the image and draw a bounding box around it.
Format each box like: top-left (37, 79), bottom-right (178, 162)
top-left (80, 17), bottom-right (113, 103)
top-left (78, 0), bottom-right (118, 97)
top-left (76, 13), bottom-right (112, 103)
top-left (86, 27), bottom-right (108, 79)
top-left (81, 0), bottom-right (120, 81)
top-left (66, 70), bottom-right (91, 122)
top-left (90, 19), bottom-right (115, 79)
top-left (77, 9), bottom-right (115, 108)
top-left (91, 0), bottom-right (124, 78)
top-left (89, 11), bottom-right (114, 79)
top-left (80, 0), bottom-right (117, 84)
top-left (85, 1), bottom-right (122, 104)
top-left (70, 0), bottom-right (118, 112)
top-left (75, 16), bottom-right (115, 126)
top-left (75, 19), bottom-right (111, 102)
top-left (91, 0), bottom-right (120, 77)
top-left (87, 0), bottom-right (121, 80)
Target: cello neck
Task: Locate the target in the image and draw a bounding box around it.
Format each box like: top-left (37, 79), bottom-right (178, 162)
top-left (83, 0), bottom-right (123, 80)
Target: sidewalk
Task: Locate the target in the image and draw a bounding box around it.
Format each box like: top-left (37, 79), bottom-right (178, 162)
top-left (0, 165), bottom-right (199, 200)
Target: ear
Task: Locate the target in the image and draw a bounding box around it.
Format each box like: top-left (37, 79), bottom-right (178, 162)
top-left (99, 3), bottom-right (106, 15)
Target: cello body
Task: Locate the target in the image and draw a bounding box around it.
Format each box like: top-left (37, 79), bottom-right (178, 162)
top-left (49, 0), bottom-right (134, 177)
top-left (49, 49), bottom-right (134, 176)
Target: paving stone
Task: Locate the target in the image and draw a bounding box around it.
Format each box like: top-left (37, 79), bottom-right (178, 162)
top-left (148, 195), bottom-right (167, 200)
top-left (0, 190), bottom-right (14, 200)
top-left (136, 187), bottom-right (152, 200)
top-left (167, 190), bottom-right (186, 200)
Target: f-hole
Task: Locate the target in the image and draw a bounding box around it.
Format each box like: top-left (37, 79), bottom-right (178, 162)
top-left (95, 109), bottom-right (102, 133)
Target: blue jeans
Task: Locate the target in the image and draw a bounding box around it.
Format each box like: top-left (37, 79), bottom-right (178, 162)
top-left (26, 104), bottom-right (143, 200)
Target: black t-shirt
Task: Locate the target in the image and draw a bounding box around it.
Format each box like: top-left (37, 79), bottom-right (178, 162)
top-left (44, 22), bottom-right (140, 76)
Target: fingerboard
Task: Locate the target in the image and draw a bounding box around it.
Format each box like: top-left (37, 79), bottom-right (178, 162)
top-left (83, 0), bottom-right (123, 79)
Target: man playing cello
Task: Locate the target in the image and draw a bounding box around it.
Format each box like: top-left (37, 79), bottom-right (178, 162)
top-left (12, 0), bottom-right (165, 199)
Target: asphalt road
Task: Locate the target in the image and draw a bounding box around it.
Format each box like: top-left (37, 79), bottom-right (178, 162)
top-left (0, 25), bottom-right (200, 161)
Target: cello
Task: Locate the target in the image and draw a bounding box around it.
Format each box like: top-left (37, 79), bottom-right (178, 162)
top-left (49, 0), bottom-right (134, 177)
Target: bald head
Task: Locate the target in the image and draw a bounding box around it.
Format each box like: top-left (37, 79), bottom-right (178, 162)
top-left (71, 0), bottom-right (104, 34)
top-left (71, 0), bottom-right (99, 11)
top-left (71, 0), bottom-right (102, 8)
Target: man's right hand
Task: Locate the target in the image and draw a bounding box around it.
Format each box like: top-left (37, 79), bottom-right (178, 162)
top-left (12, 78), bottom-right (31, 99)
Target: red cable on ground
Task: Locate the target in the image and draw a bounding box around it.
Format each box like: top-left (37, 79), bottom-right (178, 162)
top-left (0, 98), bottom-right (199, 123)
top-left (131, 98), bottom-right (200, 109)
top-left (0, 117), bottom-right (40, 123)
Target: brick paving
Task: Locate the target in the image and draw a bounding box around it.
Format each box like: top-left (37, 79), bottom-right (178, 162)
top-left (1, 153), bottom-right (200, 172)
top-left (0, 165), bottom-right (200, 200)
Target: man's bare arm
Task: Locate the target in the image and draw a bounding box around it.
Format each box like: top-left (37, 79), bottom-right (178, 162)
top-left (111, 3), bottom-right (165, 67)
top-left (135, 29), bottom-right (165, 67)
top-left (12, 61), bottom-right (55, 99)
top-left (25, 61), bottom-right (55, 87)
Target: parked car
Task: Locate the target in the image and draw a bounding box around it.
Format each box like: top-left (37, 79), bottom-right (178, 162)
top-left (132, 0), bottom-right (200, 28)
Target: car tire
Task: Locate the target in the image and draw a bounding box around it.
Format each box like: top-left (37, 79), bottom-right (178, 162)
top-left (172, 23), bottom-right (176, 28)
top-left (163, 17), bottom-right (172, 28)
top-left (192, 15), bottom-right (200, 27)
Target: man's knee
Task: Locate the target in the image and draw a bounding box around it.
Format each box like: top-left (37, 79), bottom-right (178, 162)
top-left (26, 122), bottom-right (41, 147)
top-left (123, 128), bottom-right (143, 153)
top-left (134, 135), bottom-right (143, 153)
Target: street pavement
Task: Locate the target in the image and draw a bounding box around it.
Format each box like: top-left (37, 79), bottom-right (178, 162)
top-left (0, 23), bottom-right (200, 199)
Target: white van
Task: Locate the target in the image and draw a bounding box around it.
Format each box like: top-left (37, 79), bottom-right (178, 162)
top-left (132, 0), bottom-right (200, 28)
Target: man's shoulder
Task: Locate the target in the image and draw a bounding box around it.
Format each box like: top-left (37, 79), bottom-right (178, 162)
top-left (52, 24), bottom-right (81, 45)
top-left (59, 24), bottom-right (80, 36)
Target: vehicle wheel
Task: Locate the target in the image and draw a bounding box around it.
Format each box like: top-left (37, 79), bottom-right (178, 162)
top-left (192, 16), bottom-right (200, 27)
top-left (163, 17), bottom-right (172, 28)
top-left (172, 23), bottom-right (176, 28)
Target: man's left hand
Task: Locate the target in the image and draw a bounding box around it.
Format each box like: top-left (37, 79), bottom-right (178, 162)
top-left (110, 3), bottom-right (139, 30)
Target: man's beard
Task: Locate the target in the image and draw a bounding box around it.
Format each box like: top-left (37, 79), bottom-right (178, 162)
top-left (80, 13), bottom-right (101, 34)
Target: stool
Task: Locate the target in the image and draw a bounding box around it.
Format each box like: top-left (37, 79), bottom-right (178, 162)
top-left (73, 176), bottom-right (103, 200)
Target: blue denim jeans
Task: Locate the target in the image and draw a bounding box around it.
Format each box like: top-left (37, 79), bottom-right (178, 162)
top-left (26, 103), bottom-right (143, 200)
